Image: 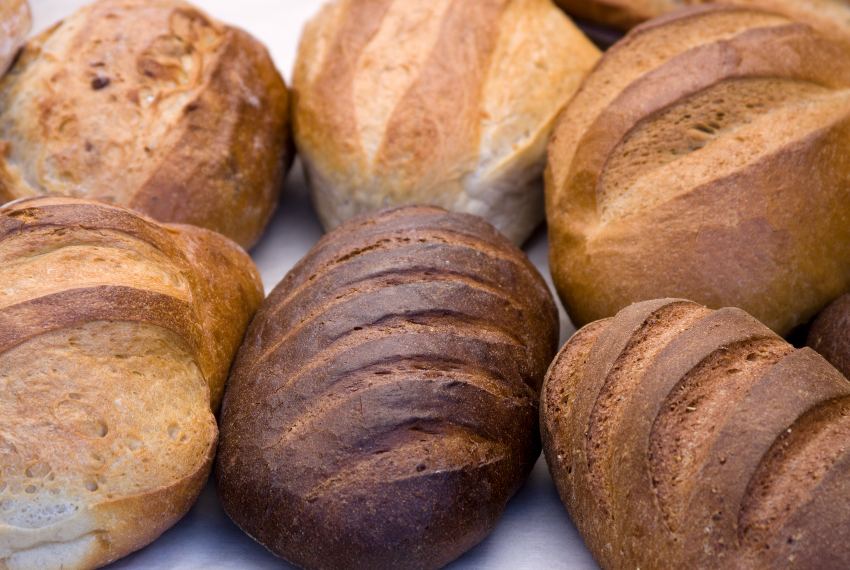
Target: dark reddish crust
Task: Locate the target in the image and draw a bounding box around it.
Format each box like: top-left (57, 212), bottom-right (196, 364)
top-left (808, 293), bottom-right (850, 379)
top-left (217, 205), bottom-right (558, 570)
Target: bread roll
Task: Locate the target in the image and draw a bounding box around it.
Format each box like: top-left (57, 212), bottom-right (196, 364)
top-left (809, 293), bottom-right (850, 380)
top-left (546, 5), bottom-right (850, 335)
top-left (542, 298), bottom-right (850, 569)
top-left (0, 0), bottom-right (292, 249)
top-left (0, 197), bottom-right (263, 570)
top-left (217, 206), bottom-right (559, 569)
top-left (0, 0), bottom-right (29, 76)
top-left (554, 0), bottom-right (850, 34)
top-left (292, 0), bottom-right (600, 245)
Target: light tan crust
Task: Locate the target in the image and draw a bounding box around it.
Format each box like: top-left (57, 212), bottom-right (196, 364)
top-left (0, 197), bottom-right (263, 570)
top-left (0, 0), bottom-right (29, 76)
top-left (542, 298), bottom-right (850, 569)
top-left (554, 0), bottom-right (850, 35)
top-left (0, 0), bottom-right (292, 249)
top-left (545, 5), bottom-right (850, 335)
top-left (292, 0), bottom-right (600, 245)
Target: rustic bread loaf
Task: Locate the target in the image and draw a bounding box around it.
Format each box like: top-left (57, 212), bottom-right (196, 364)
top-left (546, 5), bottom-right (850, 335)
top-left (0, 0), bottom-right (29, 76)
top-left (292, 0), bottom-right (600, 245)
top-left (809, 293), bottom-right (850, 380)
top-left (554, 0), bottom-right (850, 34)
top-left (0, 197), bottom-right (263, 570)
top-left (0, 0), bottom-right (292, 249)
top-left (217, 206), bottom-right (559, 569)
top-left (542, 298), bottom-right (850, 569)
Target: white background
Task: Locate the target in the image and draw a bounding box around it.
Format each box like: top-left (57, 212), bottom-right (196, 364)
top-left (28, 1), bottom-right (596, 568)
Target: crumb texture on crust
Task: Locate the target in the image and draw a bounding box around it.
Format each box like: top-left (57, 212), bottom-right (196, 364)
top-left (0, 0), bottom-right (30, 76)
top-left (0, 197), bottom-right (263, 570)
top-left (0, 0), bottom-right (292, 248)
top-left (541, 298), bottom-right (850, 570)
top-left (217, 206), bottom-right (559, 570)
top-left (293, 0), bottom-right (600, 245)
top-left (545, 5), bottom-right (850, 334)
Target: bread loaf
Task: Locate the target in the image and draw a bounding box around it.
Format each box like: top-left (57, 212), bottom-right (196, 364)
top-left (217, 206), bottom-right (559, 569)
top-left (0, 0), bottom-right (292, 249)
top-left (546, 5), bottom-right (850, 335)
top-left (554, 0), bottom-right (850, 34)
top-left (0, 0), bottom-right (29, 76)
top-left (809, 293), bottom-right (850, 380)
top-left (542, 298), bottom-right (850, 569)
top-left (0, 197), bottom-right (263, 570)
top-left (292, 0), bottom-right (600, 245)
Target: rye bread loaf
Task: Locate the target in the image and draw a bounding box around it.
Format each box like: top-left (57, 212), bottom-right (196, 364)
top-left (0, 0), bottom-right (292, 249)
top-left (292, 0), bottom-right (600, 244)
top-left (542, 298), bottom-right (850, 569)
top-left (546, 5), bottom-right (850, 335)
top-left (0, 0), bottom-right (29, 76)
top-left (0, 197), bottom-right (263, 570)
top-left (809, 293), bottom-right (850, 380)
top-left (216, 206), bottom-right (559, 569)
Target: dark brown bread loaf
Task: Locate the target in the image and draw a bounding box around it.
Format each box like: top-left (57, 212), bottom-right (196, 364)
top-left (542, 298), bottom-right (850, 570)
top-left (809, 294), bottom-right (850, 380)
top-left (216, 206), bottom-right (559, 570)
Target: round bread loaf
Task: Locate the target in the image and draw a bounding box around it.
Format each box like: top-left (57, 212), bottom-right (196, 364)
top-left (0, 0), bottom-right (29, 76)
top-left (0, 197), bottom-right (263, 570)
top-left (546, 5), bottom-right (850, 335)
top-left (0, 0), bottom-right (292, 249)
top-left (216, 206), bottom-right (559, 569)
top-left (554, 0), bottom-right (850, 34)
top-left (542, 298), bottom-right (850, 569)
top-left (809, 293), bottom-right (850, 380)
top-left (292, 0), bottom-right (600, 245)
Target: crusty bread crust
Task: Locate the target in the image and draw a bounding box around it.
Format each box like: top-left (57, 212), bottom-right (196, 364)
top-left (546, 5), bottom-right (850, 335)
top-left (217, 206), bottom-right (559, 569)
top-left (0, 197), bottom-right (263, 570)
top-left (0, 0), bottom-right (292, 249)
top-left (0, 0), bottom-right (29, 76)
top-left (809, 293), bottom-right (850, 380)
top-left (542, 298), bottom-right (850, 569)
top-left (293, 0), bottom-right (600, 245)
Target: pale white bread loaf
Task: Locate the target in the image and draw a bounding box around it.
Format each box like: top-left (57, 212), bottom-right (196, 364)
top-left (0, 0), bottom-right (29, 76)
top-left (293, 0), bottom-right (600, 244)
top-left (0, 197), bottom-right (263, 570)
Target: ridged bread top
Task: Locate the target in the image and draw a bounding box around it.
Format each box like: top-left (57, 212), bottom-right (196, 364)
top-left (293, 0), bottom-right (600, 244)
top-left (0, 0), bottom-right (29, 76)
top-left (0, 197), bottom-right (263, 570)
top-left (217, 206), bottom-right (559, 569)
top-left (0, 0), bottom-right (292, 248)
top-left (541, 299), bottom-right (850, 569)
top-left (546, 5), bottom-right (850, 335)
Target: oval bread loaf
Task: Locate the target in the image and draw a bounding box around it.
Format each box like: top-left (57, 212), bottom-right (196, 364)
top-left (293, 0), bottom-right (600, 244)
top-left (808, 293), bottom-right (850, 380)
top-left (546, 5), bottom-right (850, 335)
top-left (0, 197), bottom-right (263, 570)
top-left (542, 298), bottom-right (850, 569)
top-left (0, 0), bottom-right (292, 249)
top-left (0, 0), bottom-right (29, 76)
top-left (216, 206), bottom-right (559, 569)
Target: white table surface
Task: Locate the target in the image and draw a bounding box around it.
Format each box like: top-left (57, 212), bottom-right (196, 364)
top-left (29, 1), bottom-right (597, 568)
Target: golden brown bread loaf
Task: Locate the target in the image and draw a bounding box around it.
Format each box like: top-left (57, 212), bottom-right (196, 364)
top-left (542, 298), bottom-right (850, 570)
top-left (0, 197), bottom-right (263, 570)
top-left (216, 206), bottom-right (559, 569)
top-left (292, 0), bottom-right (600, 244)
top-left (554, 0), bottom-right (850, 34)
top-left (546, 5), bottom-right (850, 335)
top-left (809, 293), bottom-right (850, 380)
top-left (0, 0), bottom-right (29, 76)
top-left (0, 0), bottom-right (292, 249)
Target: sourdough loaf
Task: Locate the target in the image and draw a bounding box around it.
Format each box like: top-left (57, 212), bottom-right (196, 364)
top-left (0, 197), bottom-right (263, 570)
top-left (0, 0), bottom-right (29, 76)
top-left (546, 5), bottom-right (850, 335)
top-left (809, 293), bottom-right (850, 380)
top-left (217, 206), bottom-right (559, 569)
top-left (292, 0), bottom-right (600, 244)
top-left (542, 298), bottom-right (850, 569)
top-left (0, 0), bottom-right (292, 249)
